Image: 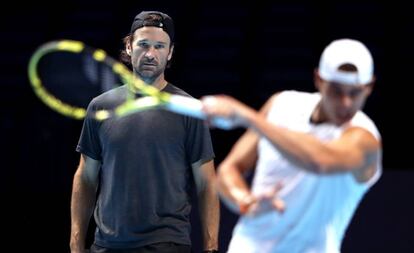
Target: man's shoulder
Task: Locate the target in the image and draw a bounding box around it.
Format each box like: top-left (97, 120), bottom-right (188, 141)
top-left (90, 85), bottom-right (126, 105)
top-left (271, 90), bottom-right (318, 106)
top-left (278, 90), bottom-right (315, 98)
top-left (164, 83), bottom-right (192, 97)
top-left (350, 112), bottom-right (381, 140)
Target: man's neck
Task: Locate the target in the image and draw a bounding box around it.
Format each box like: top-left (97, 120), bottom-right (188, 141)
top-left (153, 80), bottom-right (168, 90)
top-left (140, 75), bottom-right (167, 90)
top-left (310, 102), bottom-right (326, 124)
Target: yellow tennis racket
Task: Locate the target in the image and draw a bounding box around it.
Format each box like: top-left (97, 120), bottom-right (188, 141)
top-left (28, 40), bottom-right (233, 128)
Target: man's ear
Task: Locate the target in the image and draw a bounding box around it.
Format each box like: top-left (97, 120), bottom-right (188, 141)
top-left (314, 68), bottom-right (323, 90)
top-left (364, 75), bottom-right (376, 95)
top-left (126, 43), bottom-right (132, 56)
top-left (167, 45), bottom-right (174, 61)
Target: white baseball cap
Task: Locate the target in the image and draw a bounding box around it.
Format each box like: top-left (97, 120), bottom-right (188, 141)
top-left (318, 38), bottom-right (374, 85)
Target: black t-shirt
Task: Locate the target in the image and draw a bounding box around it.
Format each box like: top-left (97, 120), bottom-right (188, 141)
top-left (76, 84), bottom-right (215, 248)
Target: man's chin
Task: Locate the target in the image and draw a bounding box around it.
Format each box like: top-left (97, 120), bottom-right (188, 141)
top-left (139, 68), bottom-right (155, 74)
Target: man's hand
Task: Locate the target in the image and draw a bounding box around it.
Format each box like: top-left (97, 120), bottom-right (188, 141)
top-left (238, 184), bottom-right (285, 216)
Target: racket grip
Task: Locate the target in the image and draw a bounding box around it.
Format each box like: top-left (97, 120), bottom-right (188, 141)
top-left (166, 95), bottom-right (235, 130)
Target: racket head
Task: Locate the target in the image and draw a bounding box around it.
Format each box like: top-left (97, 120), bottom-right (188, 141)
top-left (28, 40), bottom-right (128, 120)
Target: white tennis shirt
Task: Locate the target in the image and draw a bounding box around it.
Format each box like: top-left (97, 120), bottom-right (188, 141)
top-left (227, 91), bottom-right (382, 253)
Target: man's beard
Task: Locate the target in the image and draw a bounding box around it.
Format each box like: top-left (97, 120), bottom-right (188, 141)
top-left (134, 65), bottom-right (163, 84)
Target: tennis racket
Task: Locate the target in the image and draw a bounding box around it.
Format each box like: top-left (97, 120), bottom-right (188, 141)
top-left (27, 40), bottom-right (233, 129)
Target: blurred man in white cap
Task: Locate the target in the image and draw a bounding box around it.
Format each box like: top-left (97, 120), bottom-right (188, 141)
top-left (201, 38), bottom-right (382, 253)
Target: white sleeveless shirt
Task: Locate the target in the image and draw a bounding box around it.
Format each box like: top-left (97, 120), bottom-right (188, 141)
top-left (227, 91), bottom-right (382, 253)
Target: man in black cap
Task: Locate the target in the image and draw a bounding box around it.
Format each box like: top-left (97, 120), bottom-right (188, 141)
top-left (70, 11), bottom-right (220, 253)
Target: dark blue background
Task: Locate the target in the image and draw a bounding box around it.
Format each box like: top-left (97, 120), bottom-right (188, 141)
top-left (2, 1), bottom-right (413, 252)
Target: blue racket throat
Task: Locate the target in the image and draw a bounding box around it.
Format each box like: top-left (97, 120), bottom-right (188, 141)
top-left (166, 95), bottom-right (235, 130)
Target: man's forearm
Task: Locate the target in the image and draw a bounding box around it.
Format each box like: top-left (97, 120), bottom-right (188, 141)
top-left (198, 182), bottom-right (220, 251)
top-left (70, 172), bottom-right (96, 251)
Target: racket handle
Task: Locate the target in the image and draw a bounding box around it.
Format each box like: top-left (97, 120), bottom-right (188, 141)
top-left (166, 95), bottom-right (235, 130)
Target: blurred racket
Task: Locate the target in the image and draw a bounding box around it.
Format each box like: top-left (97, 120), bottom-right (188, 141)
top-left (27, 40), bottom-right (233, 129)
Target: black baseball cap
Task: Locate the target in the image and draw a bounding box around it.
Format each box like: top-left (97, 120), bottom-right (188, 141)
top-left (130, 11), bottom-right (175, 42)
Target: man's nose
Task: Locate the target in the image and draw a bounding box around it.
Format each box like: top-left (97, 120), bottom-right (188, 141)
top-left (144, 47), bottom-right (156, 59)
top-left (341, 94), bottom-right (353, 108)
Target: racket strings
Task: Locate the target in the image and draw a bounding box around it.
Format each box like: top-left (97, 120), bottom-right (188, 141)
top-left (29, 40), bottom-right (171, 121)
